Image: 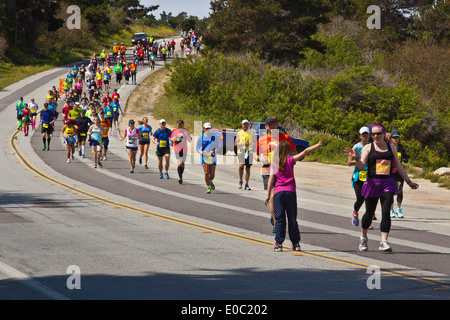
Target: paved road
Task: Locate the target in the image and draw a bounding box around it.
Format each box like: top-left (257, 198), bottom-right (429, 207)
top-left (0, 38), bottom-right (449, 305)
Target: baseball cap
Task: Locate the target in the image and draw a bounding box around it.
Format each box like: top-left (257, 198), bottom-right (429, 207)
top-left (391, 129), bottom-right (400, 137)
top-left (203, 122), bottom-right (212, 129)
top-left (359, 126), bottom-right (370, 134)
top-left (265, 116), bottom-right (277, 124)
top-left (242, 119), bottom-right (249, 124)
top-left (159, 119), bottom-right (166, 124)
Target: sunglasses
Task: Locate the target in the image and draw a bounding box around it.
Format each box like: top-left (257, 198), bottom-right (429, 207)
top-left (371, 132), bottom-right (383, 136)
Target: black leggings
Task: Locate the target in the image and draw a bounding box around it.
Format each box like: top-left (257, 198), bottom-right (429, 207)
top-left (362, 191), bottom-right (394, 233)
top-left (353, 180), bottom-right (365, 212)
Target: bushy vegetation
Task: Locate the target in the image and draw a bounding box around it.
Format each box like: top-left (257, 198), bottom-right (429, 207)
top-left (165, 48), bottom-right (447, 170)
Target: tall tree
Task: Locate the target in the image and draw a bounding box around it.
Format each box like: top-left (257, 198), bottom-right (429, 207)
top-left (203, 0), bottom-right (330, 64)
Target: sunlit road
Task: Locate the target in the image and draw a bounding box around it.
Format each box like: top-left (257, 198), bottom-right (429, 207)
top-left (0, 38), bottom-right (449, 304)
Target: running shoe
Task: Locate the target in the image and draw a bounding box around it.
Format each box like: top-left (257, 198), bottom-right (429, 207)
top-left (292, 243), bottom-right (301, 252)
top-left (78, 151), bottom-right (82, 156)
top-left (104, 154), bottom-right (107, 161)
top-left (164, 173), bottom-right (169, 179)
top-left (245, 184), bottom-right (251, 190)
top-left (98, 162), bottom-right (103, 168)
top-left (238, 180), bottom-right (243, 189)
top-left (352, 211), bottom-right (359, 226)
top-left (46, 145), bottom-right (50, 151)
top-left (210, 181), bottom-right (215, 190)
top-left (159, 174), bottom-right (163, 179)
top-left (379, 241), bottom-right (392, 252)
top-left (139, 157), bottom-right (142, 165)
top-left (273, 243), bottom-right (282, 252)
top-left (390, 210), bottom-right (396, 218)
top-left (67, 159), bottom-right (71, 163)
top-left (43, 145), bottom-right (46, 151)
top-left (396, 208), bottom-right (404, 218)
top-left (359, 238), bottom-right (368, 252)
top-left (82, 155), bottom-right (85, 158)
top-left (206, 187), bottom-right (211, 194)
top-left (144, 165), bottom-right (148, 169)
top-left (178, 178), bottom-right (182, 184)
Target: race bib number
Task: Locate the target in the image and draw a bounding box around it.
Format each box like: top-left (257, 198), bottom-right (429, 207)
top-left (358, 170), bottom-right (367, 181)
top-left (80, 133), bottom-right (86, 136)
top-left (107, 111), bottom-right (111, 116)
top-left (204, 152), bottom-right (213, 164)
top-left (142, 133), bottom-right (149, 139)
top-left (159, 140), bottom-right (167, 148)
top-left (376, 159), bottom-right (391, 175)
top-left (31, 108), bottom-right (36, 113)
top-left (43, 123), bottom-right (49, 128)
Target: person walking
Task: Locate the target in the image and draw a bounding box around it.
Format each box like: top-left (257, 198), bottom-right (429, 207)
top-left (389, 129), bottom-right (409, 218)
top-left (265, 139), bottom-right (323, 252)
top-left (348, 126), bottom-right (370, 226)
top-left (256, 116), bottom-right (296, 231)
top-left (196, 122), bottom-right (220, 194)
top-left (235, 119), bottom-right (255, 190)
top-left (153, 119), bottom-right (172, 179)
top-left (121, 119), bottom-right (141, 173)
top-left (345, 124), bottom-right (419, 252)
top-left (170, 120), bottom-right (192, 184)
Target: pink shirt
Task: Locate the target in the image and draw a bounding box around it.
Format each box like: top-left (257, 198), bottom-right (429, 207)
top-left (270, 156), bottom-right (296, 194)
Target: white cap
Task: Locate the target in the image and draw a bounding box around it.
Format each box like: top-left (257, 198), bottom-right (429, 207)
top-left (203, 122), bottom-right (211, 129)
top-left (359, 126), bottom-right (370, 134)
top-left (159, 119), bottom-right (166, 124)
top-left (242, 119), bottom-right (249, 124)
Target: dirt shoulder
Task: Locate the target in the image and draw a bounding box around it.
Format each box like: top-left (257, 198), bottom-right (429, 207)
top-left (121, 67), bottom-right (450, 209)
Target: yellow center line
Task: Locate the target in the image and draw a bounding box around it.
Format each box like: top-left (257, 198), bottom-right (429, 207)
top-left (9, 130), bottom-right (450, 289)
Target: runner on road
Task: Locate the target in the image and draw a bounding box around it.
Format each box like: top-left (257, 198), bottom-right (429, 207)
top-left (121, 119), bottom-right (141, 173)
top-left (170, 119), bottom-right (192, 184)
top-left (235, 119), bottom-right (254, 190)
top-left (75, 110), bottom-right (93, 158)
top-left (87, 116), bottom-right (104, 169)
top-left (28, 98), bottom-right (38, 130)
top-left (348, 126), bottom-right (370, 227)
top-left (138, 117), bottom-right (152, 169)
top-left (345, 124), bottom-right (419, 252)
top-left (15, 97), bottom-right (25, 130)
top-left (39, 103), bottom-right (56, 151)
top-left (153, 119), bottom-right (172, 179)
top-left (61, 119), bottom-right (78, 163)
top-left (196, 122), bottom-right (220, 194)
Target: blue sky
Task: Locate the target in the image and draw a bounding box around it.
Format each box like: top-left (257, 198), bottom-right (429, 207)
top-left (142, 0), bottom-right (212, 19)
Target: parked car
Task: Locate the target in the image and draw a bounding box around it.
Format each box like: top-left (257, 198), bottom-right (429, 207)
top-left (218, 121), bottom-right (310, 155)
top-left (131, 32), bottom-right (149, 45)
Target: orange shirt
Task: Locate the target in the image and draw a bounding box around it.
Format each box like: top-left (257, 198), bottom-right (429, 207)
top-left (256, 133), bottom-right (295, 174)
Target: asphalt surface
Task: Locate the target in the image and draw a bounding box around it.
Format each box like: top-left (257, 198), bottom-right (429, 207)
top-left (0, 38), bottom-right (449, 306)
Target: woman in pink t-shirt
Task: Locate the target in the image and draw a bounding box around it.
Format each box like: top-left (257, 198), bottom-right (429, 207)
top-left (265, 138), bottom-right (323, 252)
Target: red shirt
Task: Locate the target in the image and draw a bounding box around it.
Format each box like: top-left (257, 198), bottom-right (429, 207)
top-left (170, 128), bottom-right (192, 153)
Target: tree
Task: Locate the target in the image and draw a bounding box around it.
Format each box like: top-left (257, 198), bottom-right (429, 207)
top-left (203, 0), bottom-right (330, 65)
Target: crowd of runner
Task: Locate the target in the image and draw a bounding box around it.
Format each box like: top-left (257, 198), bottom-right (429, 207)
top-left (13, 29), bottom-right (420, 253)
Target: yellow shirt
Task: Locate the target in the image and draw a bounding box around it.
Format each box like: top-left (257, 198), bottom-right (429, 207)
top-left (236, 129), bottom-right (254, 154)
